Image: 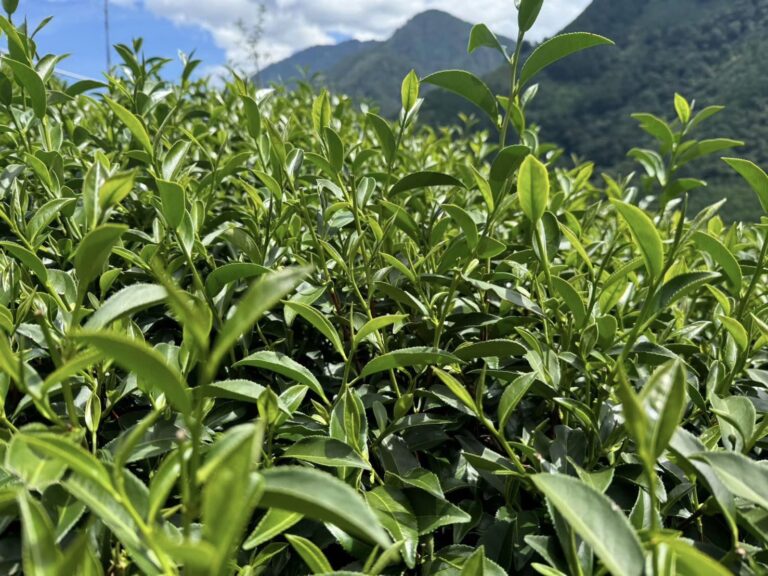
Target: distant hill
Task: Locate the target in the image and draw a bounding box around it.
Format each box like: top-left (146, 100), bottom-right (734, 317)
top-left (260, 1), bottom-right (768, 219)
top-left (258, 10), bottom-right (515, 116)
top-left (424, 0), bottom-right (768, 219)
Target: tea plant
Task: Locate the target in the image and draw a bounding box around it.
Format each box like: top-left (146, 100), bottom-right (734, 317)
top-left (0, 0), bottom-right (767, 574)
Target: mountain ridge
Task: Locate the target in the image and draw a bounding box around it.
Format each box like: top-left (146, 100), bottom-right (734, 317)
top-left (258, 9), bottom-right (515, 115)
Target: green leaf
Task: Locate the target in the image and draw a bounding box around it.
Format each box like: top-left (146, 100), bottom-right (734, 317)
top-left (75, 224), bottom-right (127, 292)
top-left (444, 204), bottom-right (479, 250)
top-left (196, 379), bottom-right (266, 404)
top-left (207, 267), bottom-right (308, 380)
top-left (722, 157), bottom-right (768, 213)
top-left (461, 546), bottom-right (486, 576)
top-left (156, 179), bottom-right (185, 229)
top-left (99, 171), bottom-right (135, 212)
top-left (422, 70), bottom-right (499, 124)
top-left (656, 538), bottom-right (732, 576)
top-left (691, 452), bottom-right (768, 511)
top-left (432, 367), bottom-right (478, 414)
top-left (0, 241), bottom-right (49, 284)
top-left (401, 69), bottom-right (420, 114)
top-left (631, 113), bottom-right (674, 151)
top-left (281, 436), bottom-right (369, 469)
top-left (367, 112), bottom-right (397, 165)
top-left (85, 284), bottom-right (167, 329)
top-left (612, 200), bottom-right (664, 282)
top-left (16, 433), bottom-right (113, 493)
top-left (656, 271), bottom-right (721, 312)
top-left (518, 0), bottom-right (544, 32)
top-left (286, 534), bottom-right (333, 574)
top-left (674, 93), bottom-right (691, 124)
top-left (520, 33), bottom-right (614, 87)
top-left (2, 0), bottom-right (19, 16)
top-left (532, 473), bottom-right (644, 576)
top-left (75, 331), bottom-right (191, 414)
top-left (390, 170), bottom-right (465, 196)
top-left (243, 508), bottom-right (302, 550)
top-left (241, 95), bottom-right (261, 139)
top-left (453, 339), bottom-right (526, 362)
top-left (235, 350), bottom-right (329, 404)
top-left (6, 58), bottom-right (47, 117)
top-left (719, 315), bottom-right (749, 352)
top-left (359, 347), bottom-right (462, 378)
top-left (693, 232), bottom-right (742, 291)
top-left (312, 90), bottom-right (331, 134)
top-left (551, 276), bottom-right (586, 325)
top-left (409, 492), bottom-right (471, 535)
top-left (27, 198), bottom-right (76, 242)
top-left (639, 359), bottom-right (687, 459)
top-left (518, 155), bottom-right (549, 224)
top-left (17, 491), bottom-right (61, 575)
top-left (63, 474), bottom-right (159, 574)
top-left (284, 301), bottom-right (346, 359)
top-left (498, 373), bottom-right (536, 427)
top-left (104, 97), bottom-right (153, 156)
top-left (366, 487), bottom-right (419, 569)
top-left (204, 262), bottom-right (270, 297)
top-left (202, 426), bottom-right (265, 576)
top-left (259, 466), bottom-right (391, 548)
top-left (468, 24), bottom-right (507, 57)
top-left (353, 314), bottom-right (408, 349)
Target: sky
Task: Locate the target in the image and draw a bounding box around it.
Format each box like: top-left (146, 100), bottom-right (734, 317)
top-left (15, 0), bottom-right (592, 81)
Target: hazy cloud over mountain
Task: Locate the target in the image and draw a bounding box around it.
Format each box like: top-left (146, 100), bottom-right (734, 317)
top-left (132, 0), bottom-right (591, 71)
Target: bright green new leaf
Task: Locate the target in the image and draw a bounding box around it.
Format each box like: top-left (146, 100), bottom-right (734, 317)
top-left (207, 267), bottom-right (308, 380)
top-left (518, 0), bottom-right (544, 32)
top-left (85, 284), bottom-right (167, 329)
top-left (104, 97), bottom-right (153, 156)
top-left (283, 301), bottom-right (346, 359)
top-left (260, 466), bottom-right (391, 548)
top-left (468, 24), bottom-right (507, 57)
top-left (235, 350), bottom-right (328, 404)
top-left (74, 224), bottom-right (128, 291)
top-left (390, 170), bottom-right (465, 196)
top-left (722, 157), bottom-right (768, 213)
top-left (639, 359), bottom-right (687, 459)
top-left (401, 69), bottom-right (420, 113)
top-left (281, 436), bottom-right (369, 469)
top-left (286, 534), bottom-right (333, 574)
top-left (360, 347), bottom-right (462, 378)
top-left (518, 155), bottom-right (549, 224)
top-left (612, 200), bottom-right (664, 282)
top-left (6, 58), bottom-right (47, 117)
top-left (156, 179), bottom-right (185, 229)
top-left (691, 452), bottom-right (768, 511)
top-left (75, 331), bottom-right (191, 414)
top-left (532, 473), bottom-right (644, 576)
top-left (520, 33), bottom-right (614, 86)
top-left (422, 70), bottom-right (499, 124)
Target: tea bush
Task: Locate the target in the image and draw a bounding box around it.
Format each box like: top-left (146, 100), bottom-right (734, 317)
top-left (0, 1), bottom-right (767, 575)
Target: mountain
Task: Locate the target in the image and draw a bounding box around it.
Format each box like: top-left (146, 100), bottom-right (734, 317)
top-left (258, 10), bottom-right (514, 116)
top-left (258, 39), bottom-right (375, 86)
top-left (424, 0), bottom-right (768, 219)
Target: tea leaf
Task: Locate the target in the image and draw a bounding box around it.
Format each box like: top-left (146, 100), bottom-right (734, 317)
top-left (612, 200), bottom-right (664, 282)
top-left (422, 70), bottom-right (499, 123)
top-left (75, 331), bottom-right (191, 414)
top-left (520, 33), bottom-right (614, 86)
top-left (518, 155), bottom-right (549, 224)
top-left (532, 473), bottom-right (644, 576)
top-left (259, 466), bottom-right (391, 548)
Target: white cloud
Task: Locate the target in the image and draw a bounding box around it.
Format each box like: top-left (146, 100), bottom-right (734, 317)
top-left (139, 0), bottom-right (592, 73)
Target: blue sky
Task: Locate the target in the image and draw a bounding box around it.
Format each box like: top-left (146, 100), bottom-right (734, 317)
top-left (13, 0), bottom-right (591, 81)
top-left (17, 0), bottom-right (224, 80)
